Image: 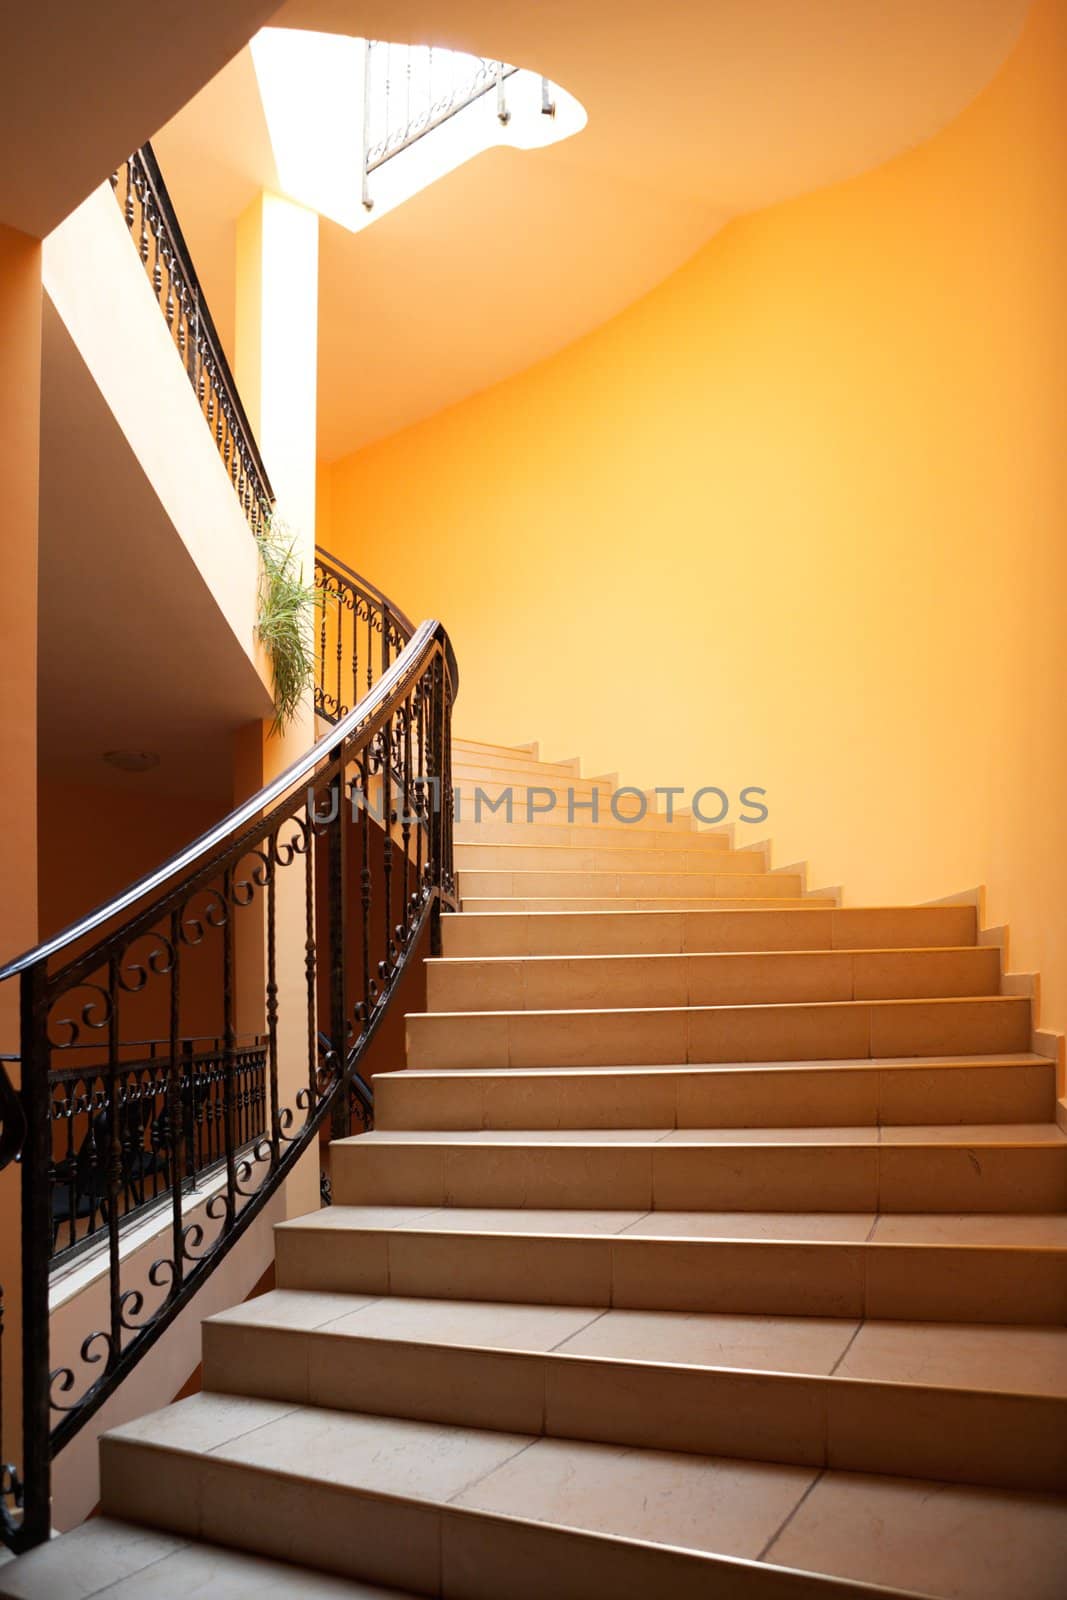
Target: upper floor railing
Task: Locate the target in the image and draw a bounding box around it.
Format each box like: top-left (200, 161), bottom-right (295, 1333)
top-left (111, 144), bottom-right (273, 535)
top-left (0, 615), bottom-right (457, 1553)
top-left (360, 40), bottom-right (553, 209)
top-left (364, 42), bottom-right (520, 174)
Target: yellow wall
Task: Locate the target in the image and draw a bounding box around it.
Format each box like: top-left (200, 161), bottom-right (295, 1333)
top-left (322, 0), bottom-right (1067, 1051)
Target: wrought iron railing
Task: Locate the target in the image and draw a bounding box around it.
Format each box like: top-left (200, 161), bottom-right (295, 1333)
top-left (48, 1036), bottom-right (267, 1264)
top-left (314, 548), bottom-right (416, 723)
top-left (110, 144), bottom-right (273, 535)
top-left (0, 618), bottom-right (457, 1552)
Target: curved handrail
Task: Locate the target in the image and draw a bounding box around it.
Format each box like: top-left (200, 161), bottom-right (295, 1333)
top-left (0, 619), bottom-right (447, 987)
top-left (2, 611), bottom-right (457, 1553)
top-left (315, 546), bottom-right (416, 639)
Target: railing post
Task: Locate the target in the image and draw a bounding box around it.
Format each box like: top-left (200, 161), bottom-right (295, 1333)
top-left (18, 963), bottom-right (53, 1549)
top-left (429, 653), bottom-right (446, 957)
top-left (361, 40), bottom-right (374, 213)
top-left (326, 749), bottom-right (350, 1140)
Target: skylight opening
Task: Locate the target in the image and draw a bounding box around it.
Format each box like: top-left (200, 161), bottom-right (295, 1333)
top-left (250, 30), bottom-right (586, 234)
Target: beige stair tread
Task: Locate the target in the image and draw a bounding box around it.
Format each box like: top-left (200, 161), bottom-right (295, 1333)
top-left (387, 1052), bottom-right (1051, 1078)
top-left (210, 1289), bottom-right (1067, 1396)
top-left (0, 1516), bottom-right (402, 1599)
top-left (279, 1204), bottom-right (1067, 1247)
top-left (350, 1122), bottom-right (1066, 1147)
top-left (461, 897), bottom-right (837, 910)
top-left (101, 1395), bottom-right (1067, 1600)
top-left (429, 944), bottom-right (987, 961)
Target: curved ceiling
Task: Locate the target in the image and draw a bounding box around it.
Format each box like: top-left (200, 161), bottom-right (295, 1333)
top-left (151, 0), bottom-right (1032, 461)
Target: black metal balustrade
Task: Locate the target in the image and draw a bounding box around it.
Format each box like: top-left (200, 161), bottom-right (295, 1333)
top-left (48, 1037), bottom-right (267, 1263)
top-left (110, 145), bottom-right (273, 535)
top-left (0, 620), bottom-right (457, 1552)
top-left (314, 549), bottom-right (416, 724)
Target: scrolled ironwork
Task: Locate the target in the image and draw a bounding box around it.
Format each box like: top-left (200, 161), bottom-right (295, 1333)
top-left (110, 145), bottom-right (273, 537)
top-left (314, 549), bottom-right (417, 725)
top-left (0, 617), bottom-right (457, 1553)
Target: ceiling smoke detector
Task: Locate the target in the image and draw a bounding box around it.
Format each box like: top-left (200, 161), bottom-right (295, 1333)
top-left (103, 750), bottom-right (160, 773)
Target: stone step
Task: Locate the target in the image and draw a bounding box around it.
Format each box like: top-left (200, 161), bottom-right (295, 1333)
top-left (202, 1289), bottom-right (1067, 1493)
top-left (93, 1391), bottom-right (1062, 1599)
top-left (453, 780), bottom-right (654, 825)
top-left (453, 842), bottom-right (765, 874)
top-left (453, 768), bottom-right (616, 797)
top-left (441, 905), bottom-right (978, 958)
top-left (405, 994), bottom-right (1031, 1071)
top-left (425, 946), bottom-right (1001, 1013)
top-left (452, 750), bottom-right (583, 781)
top-left (456, 870), bottom-right (805, 899)
top-left (0, 1517), bottom-right (407, 1598)
top-left (373, 1055), bottom-right (1056, 1131)
top-left (454, 801), bottom-right (709, 834)
top-left (274, 1206), bottom-right (1067, 1326)
top-left (454, 818), bottom-right (726, 849)
top-left (331, 1124), bottom-right (1067, 1214)
top-left (461, 896), bottom-right (837, 912)
top-left (452, 735), bottom-right (539, 759)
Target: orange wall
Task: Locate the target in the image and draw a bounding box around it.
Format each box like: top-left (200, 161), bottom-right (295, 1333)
top-left (37, 779), bottom-right (228, 1044)
top-left (0, 218), bottom-right (41, 1528)
top-left (322, 0), bottom-right (1067, 1052)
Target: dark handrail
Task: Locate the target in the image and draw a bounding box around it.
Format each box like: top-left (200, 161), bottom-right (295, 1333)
top-left (314, 550), bottom-right (458, 727)
top-left (315, 547), bottom-right (416, 639)
top-left (0, 619), bottom-right (443, 986)
top-left (1, 616), bottom-right (457, 1552)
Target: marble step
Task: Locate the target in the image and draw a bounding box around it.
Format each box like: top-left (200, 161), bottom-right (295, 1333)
top-left (456, 869), bottom-right (803, 899)
top-left (201, 1289), bottom-right (1067, 1491)
top-left (453, 842), bottom-right (766, 874)
top-left (373, 1055), bottom-right (1056, 1131)
top-left (454, 818), bottom-right (729, 849)
top-left (0, 1517), bottom-right (410, 1599)
top-left (460, 896), bottom-right (837, 912)
top-left (440, 905), bottom-right (978, 958)
top-left (330, 1125), bottom-right (1067, 1214)
top-left (274, 1205), bottom-right (1067, 1325)
top-left (425, 946), bottom-right (1001, 1013)
top-left (405, 994), bottom-right (1031, 1071)
top-left (95, 1390), bottom-right (1059, 1599)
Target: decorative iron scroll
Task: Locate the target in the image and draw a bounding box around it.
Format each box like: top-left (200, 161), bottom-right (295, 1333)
top-left (0, 620), bottom-right (457, 1552)
top-left (111, 144), bottom-right (273, 535)
top-left (48, 1038), bottom-right (268, 1265)
top-left (314, 549), bottom-right (416, 724)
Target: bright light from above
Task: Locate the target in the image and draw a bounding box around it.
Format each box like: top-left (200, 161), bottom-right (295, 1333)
top-left (250, 29), bottom-right (586, 234)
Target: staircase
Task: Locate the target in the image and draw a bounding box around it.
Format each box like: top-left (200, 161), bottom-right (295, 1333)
top-left (5, 736), bottom-right (1067, 1599)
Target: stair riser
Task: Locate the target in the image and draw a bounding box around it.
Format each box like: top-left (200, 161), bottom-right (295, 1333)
top-left (97, 1437), bottom-right (885, 1600)
top-left (406, 998), bottom-right (1031, 1071)
top-left (458, 871), bottom-right (802, 898)
top-left (441, 906), bottom-right (978, 959)
top-left (201, 1323), bottom-right (1067, 1493)
top-left (374, 1062), bottom-right (1056, 1131)
top-left (425, 949), bottom-right (1001, 1013)
top-left (332, 1142), bottom-right (1067, 1214)
top-left (274, 1228), bottom-right (1067, 1325)
top-left (454, 846), bottom-right (765, 875)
